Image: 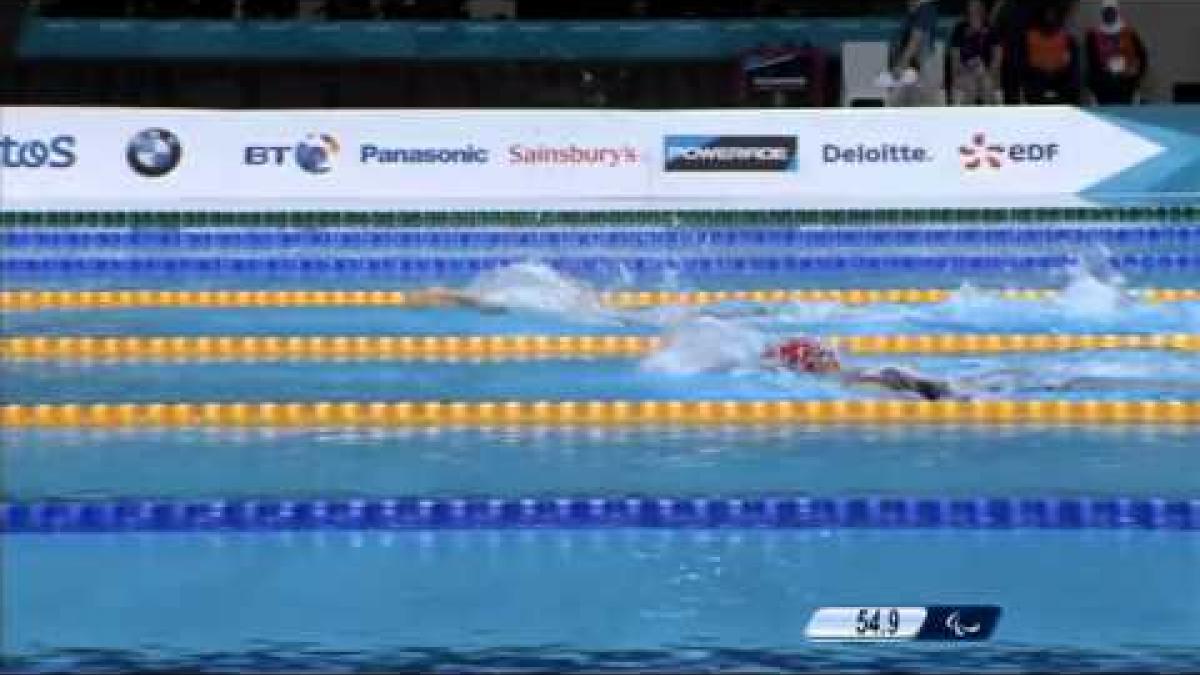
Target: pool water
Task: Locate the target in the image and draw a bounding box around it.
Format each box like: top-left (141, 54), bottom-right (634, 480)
top-left (3, 223), bottom-right (1199, 672)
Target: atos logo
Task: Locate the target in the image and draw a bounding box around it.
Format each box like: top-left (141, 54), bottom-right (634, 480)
top-left (245, 133), bottom-right (340, 174)
top-left (0, 135), bottom-right (77, 169)
top-left (960, 132), bottom-right (1060, 171)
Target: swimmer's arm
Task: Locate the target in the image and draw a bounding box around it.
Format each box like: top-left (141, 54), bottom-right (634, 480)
top-left (842, 368), bottom-right (970, 401)
top-left (412, 287), bottom-right (507, 313)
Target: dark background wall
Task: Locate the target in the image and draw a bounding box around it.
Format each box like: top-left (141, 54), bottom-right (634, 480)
top-left (3, 58), bottom-right (846, 109)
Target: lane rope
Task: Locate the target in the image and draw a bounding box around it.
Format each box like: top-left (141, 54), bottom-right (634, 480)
top-left (3, 400), bottom-right (1199, 428)
top-left (4, 334), bottom-right (1199, 361)
top-left (3, 205), bottom-right (1197, 227)
top-left (3, 288), bottom-right (1197, 310)
top-left (5, 226), bottom-right (1198, 250)
top-left (2, 496), bottom-right (1196, 533)
top-left (6, 254), bottom-right (1200, 278)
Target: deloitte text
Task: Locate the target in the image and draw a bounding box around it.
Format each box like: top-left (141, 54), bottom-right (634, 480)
top-left (664, 136), bottom-right (797, 172)
top-left (361, 144), bottom-right (489, 165)
top-left (509, 144), bottom-right (640, 167)
top-left (1, 135), bottom-right (76, 168)
top-left (822, 143), bottom-right (932, 164)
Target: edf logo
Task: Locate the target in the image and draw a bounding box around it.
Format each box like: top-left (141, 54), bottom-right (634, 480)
top-left (0, 135), bottom-right (77, 168)
top-left (245, 134), bottom-right (340, 174)
top-left (960, 132), bottom-right (1059, 171)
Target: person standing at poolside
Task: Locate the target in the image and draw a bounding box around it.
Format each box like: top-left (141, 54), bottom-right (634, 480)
top-left (886, 0), bottom-right (941, 107)
top-left (949, 0), bottom-right (1000, 105)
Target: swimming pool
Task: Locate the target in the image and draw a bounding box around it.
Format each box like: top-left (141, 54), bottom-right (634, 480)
top-left (3, 210), bottom-right (1199, 673)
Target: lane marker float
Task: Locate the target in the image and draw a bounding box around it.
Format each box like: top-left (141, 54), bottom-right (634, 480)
top-left (3, 334), bottom-right (1199, 361)
top-left (3, 400), bottom-right (1198, 428)
top-left (2, 288), bottom-right (1198, 311)
top-left (3, 496), bottom-right (1196, 533)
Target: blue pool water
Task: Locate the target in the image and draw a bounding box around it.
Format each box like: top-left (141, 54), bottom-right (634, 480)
top-left (3, 222), bottom-right (1199, 672)
top-left (5, 531), bottom-right (1199, 672)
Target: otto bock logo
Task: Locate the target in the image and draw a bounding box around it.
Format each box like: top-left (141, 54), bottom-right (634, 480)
top-left (127, 128), bottom-right (182, 177)
top-left (245, 133), bottom-right (340, 174)
top-left (960, 132), bottom-right (1060, 171)
top-left (664, 136), bottom-right (797, 172)
top-left (0, 135), bottom-right (76, 169)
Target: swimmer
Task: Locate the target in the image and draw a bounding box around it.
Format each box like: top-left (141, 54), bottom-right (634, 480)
top-left (762, 336), bottom-right (969, 401)
top-left (415, 286), bottom-right (507, 313)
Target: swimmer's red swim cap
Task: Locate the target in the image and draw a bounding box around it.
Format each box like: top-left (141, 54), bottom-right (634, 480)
top-left (764, 337), bottom-right (841, 373)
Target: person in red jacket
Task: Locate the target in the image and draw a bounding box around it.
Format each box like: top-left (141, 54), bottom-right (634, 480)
top-left (1016, 1), bottom-right (1082, 104)
top-left (1085, 0), bottom-right (1148, 104)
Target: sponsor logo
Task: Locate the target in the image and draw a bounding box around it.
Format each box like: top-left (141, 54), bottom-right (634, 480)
top-left (960, 132), bottom-right (1060, 170)
top-left (295, 134), bottom-right (340, 174)
top-left (914, 605), bottom-right (1003, 642)
top-left (945, 611), bottom-right (982, 638)
top-left (245, 133), bottom-right (340, 174)
top-left (664, 136), bottom-right (797, 172)
top-left (508, 143), bottom-right (640, 167)
top-left (361, 144), bottom-right (489, 165)
top-left (127, 128), bottom-right (183, 177)
top-left (822, 143), bottom-right (932, 164)
top-left (0, 135), bottom-right (76, 169)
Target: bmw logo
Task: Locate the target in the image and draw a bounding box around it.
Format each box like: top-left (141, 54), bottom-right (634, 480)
top-left (127, 128), bottom-right (183, 178)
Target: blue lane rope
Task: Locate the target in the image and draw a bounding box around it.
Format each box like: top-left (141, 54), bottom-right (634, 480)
top-left (5, 255), bottom-right (1200, 278)
top-left (3, 496), bottom-right (1197, 534)
top-left (3, 227), bottom-right (1198, 250)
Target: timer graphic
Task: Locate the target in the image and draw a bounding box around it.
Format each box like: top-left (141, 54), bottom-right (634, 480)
top-left (805, 606), bottom-right (1002, 642)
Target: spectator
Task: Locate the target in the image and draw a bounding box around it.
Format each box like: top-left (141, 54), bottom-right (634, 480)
top-left (948, 0), bottom-right (998, 105)
top-left (886, 0), bottom-right (939, 106)
top-left (1016, 1), bottom-right (1080, 104)
top-left (1085, 0), bottom-right (1147, 104)
top-left (989, 0), bottom-right (1033, 104)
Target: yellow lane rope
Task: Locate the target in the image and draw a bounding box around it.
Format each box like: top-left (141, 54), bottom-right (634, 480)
top-left (3, 400), bottom-right (1198, 428)
top-left (3, 288), bottom-right (1198, 311)
top-left (3, 334), bottom-right (1197, 361)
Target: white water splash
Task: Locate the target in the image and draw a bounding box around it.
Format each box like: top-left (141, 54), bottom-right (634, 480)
top-left (1056, 253), bottom-right (1129, 318)
top-left (456, 254), bottom-right (1198, 336)
top-left (916, 256), bottom-right (1167, 332)
top-left (614, 262), bottom-right (636, 289)
top-left (639, 316), bottom-right (770, 375)
top-left (464, 261), bottom-right (615, 321)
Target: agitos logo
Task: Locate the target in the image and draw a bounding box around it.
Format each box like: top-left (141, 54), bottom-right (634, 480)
top-left (960, 132), bottom-right (1060, 171)
top-left (665, 136), bottom-right (797, 172)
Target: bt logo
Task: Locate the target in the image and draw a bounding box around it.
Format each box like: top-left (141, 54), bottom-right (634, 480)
top-left (960, 132), bottom-right (1060, 171)
top-left (0, 135), bottom-right (77, 169)
top-left (245, 133), bottom-right (340, 174)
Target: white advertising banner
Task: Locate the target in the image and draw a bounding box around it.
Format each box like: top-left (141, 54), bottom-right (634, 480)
top-left (0, 106), bottom-right (1171, 210)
